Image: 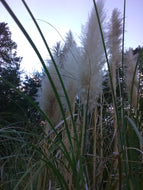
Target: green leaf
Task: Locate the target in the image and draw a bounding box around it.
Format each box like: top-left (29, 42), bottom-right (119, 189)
top-left (125, 116), bottom-right (143, 146)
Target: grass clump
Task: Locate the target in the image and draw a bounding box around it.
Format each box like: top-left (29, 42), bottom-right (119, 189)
top-left (0, 0), bottom-right (143, 189)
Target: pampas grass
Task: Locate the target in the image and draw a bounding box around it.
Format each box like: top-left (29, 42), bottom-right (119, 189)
top-left (37, 67), bottom-right (63, 134)
top-left (79, 0), bottom-right (105, 111)
top-left (1, 0), bottom-right (143, 189)
top-left (38, 30), bottom-right (81, 135)
top-left (107, 8), bottom-right (122, 96)
top-left (107, 8), bottom-right (122, 158)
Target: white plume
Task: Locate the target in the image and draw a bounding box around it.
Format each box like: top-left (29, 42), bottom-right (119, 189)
top-left (79, 0), bottom-right (106, 110)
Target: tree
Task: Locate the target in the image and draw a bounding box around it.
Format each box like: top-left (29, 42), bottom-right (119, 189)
top-left (0, 23), bottom-right (42, 163)
top-left (0, 22), bottom-right (22, 119)
top-left (21, 72), bottom-right (42, 123)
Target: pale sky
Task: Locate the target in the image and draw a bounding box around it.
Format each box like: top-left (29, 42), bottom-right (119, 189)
top-left (0, 0), bottom-right (143, 73)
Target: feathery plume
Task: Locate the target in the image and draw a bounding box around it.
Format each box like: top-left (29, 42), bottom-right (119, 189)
top-left (60, 31), bottom-right (82, 109)
top-left (107, 8), bottom-right (122, 157)
top-left (37, 64), bottom-right (63, 134)
top-left (37, 31), bottom-right (81, 133)
top-left (79, 0), bottom-right (105, 111)
top-left (107, 8), bottom-right (122, 95)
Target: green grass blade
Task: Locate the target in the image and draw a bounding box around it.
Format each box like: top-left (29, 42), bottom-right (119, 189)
top-left (125, 116), bottom-right (143, 146)
top-left (130, 49), bottom-right (143, 106)
top-left (0, 0), bottom-right (79, 163)
top-left (92, 0), bottom-right (119, 124)
top-left (21, 1), bottom-right (82, 182)
top-left (13, 161), bottom-right (38, 190)
top-left (92, 0), bottom-right (123, 147)
top-left (0, 0), bottom-right (75, 151)
top-left (21, 0), bottom-right (79, 148)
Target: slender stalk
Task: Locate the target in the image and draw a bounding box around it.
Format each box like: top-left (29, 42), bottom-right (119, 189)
top-left (122, 0), bottom-right (126, 70)
top-left (120, 0), bottom-right (126, 148)
top-left (81, 88), bottom-right (90, 157)
top-left (118, 153), bottom-right (122, 190)
top-left (100, 95), bottom-right (103, 158)
top-left (130, 50), bottom-right (143, 106)
top-left (100, 95), bottom-right (103, 190)
top-left (93, 106), bottom-right (97, 190)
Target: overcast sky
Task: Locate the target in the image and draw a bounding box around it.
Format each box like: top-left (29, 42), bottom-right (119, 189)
top-left (0, 0), bottom-right (143, 73)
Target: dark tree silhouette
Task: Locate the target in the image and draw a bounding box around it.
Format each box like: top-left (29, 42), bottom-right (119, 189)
top-left (0, 23), bottom-right (22, 118)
